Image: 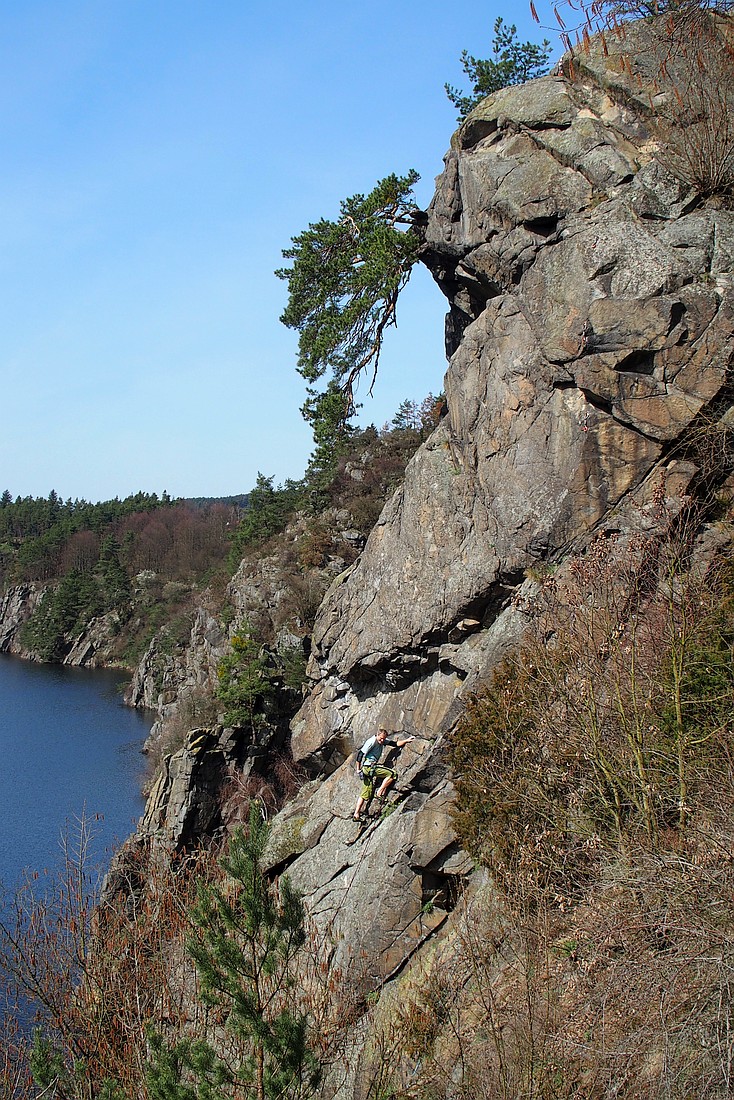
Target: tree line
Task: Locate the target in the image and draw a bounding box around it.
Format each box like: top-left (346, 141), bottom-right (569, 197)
top-left (0, 492), bottom-right (238, 589)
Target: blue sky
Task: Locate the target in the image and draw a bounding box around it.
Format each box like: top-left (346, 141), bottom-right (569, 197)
top-left (1, 0), bottom-right (560, 503)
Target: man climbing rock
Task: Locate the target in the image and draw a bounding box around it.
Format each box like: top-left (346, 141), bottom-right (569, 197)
top-left (353, 727), bottom-right (415, 821)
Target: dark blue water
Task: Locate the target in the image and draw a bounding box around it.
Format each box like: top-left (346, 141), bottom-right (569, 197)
top-left (0, 654), bottom-right (152, 896)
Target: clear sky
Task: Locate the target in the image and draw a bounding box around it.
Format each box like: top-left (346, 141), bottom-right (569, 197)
top-left (1, 0), bottom-right (560, 503)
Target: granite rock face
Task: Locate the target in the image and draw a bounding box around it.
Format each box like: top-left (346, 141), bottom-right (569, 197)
top-left (292, 25), bottom-right (734, 774)
top-left (126, 605), bottom-right (228, 747)
top-left (258, 22), bottom-right (734, 991)
top-left (135, 20), bottom-right (734, 1001)
top-left (0, 583), bottom-right (45, 656)
top-left (0, 582), bottom-right (123, 667)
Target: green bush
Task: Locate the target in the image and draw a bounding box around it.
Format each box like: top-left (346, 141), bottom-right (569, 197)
top-left (215, 629), bottom-right (275, 732)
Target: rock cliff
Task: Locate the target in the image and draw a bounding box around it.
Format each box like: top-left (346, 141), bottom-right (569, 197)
top-left (294, 27), bottom-right (733, 774)
top-left (262, 21), bottom-right (733, 996)
top-left (0, 579), bottom-right (150, 669)
top-left (0, 583), bottom-right (45, 656)
top-left (134, 18), bottom-right (734, 1088)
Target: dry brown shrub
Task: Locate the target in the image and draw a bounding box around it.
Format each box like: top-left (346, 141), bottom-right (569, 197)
top-left (0, 995), bottom-right (34, 1099)
top-left (220, 752), bottom-right (309, 830)
top-left (453, 474), bottom-right (734, 906)
top-left (369, 826), bottom-right (734, 1099)
top-left (295, 523), bottom-right (334, 569)
top-left (441, 483), bottom-right (734, 1096)
top-left (646, 11), bottom-right (734, 196)
top-left (546, 838), bottom-right (734, 1098)
top-left (276, 569), bottom-right (329, 632)
top-left (541, 2), bottom-right (734, 198)
top-left (0, 817), bottom-right (219, 1096)
top-left (363, 882), bottom-right (568, 1100)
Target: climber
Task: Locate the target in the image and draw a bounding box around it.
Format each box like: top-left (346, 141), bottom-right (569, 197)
top-left (353, 727), bottom-right (415, 821)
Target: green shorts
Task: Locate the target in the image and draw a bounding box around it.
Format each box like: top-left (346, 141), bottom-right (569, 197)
top-left (360, 765), bottom-right (396, 801)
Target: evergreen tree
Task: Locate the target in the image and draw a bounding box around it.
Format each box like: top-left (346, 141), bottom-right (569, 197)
top-left (302, 380), bottom-right (355, 505)
top-left (147, 806), bottom-right (320, 1100)
top-left (30, 1033), bottom-right (127, 1099)
top-left (445, 17), bottom-right (552, 119)
top-left (228, 475), bottom-right (303, 565)
top-left (97, 534), bottom-right (131, 609)
top-left (277, 172), bottom-right (421, 426)
top-left (390, 399), bottom-right (422, 433)
top-left (215, 629), bottom-right (274, 733)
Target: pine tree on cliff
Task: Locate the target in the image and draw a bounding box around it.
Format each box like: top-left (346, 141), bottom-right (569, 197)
top-left (445, 17), bottom-right (552, 119)
top-left (276, 32), bottom-right (554, 445)
top-left (301, 378), bottom-right (355, 502)
top-left (276, 171), bottom-right (421, 428)
top-left (146, 804), bottom-right (320, 1100)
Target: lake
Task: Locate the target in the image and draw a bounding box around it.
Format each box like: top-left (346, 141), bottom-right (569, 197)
top-left (0, 653), bottom-right (153, 898)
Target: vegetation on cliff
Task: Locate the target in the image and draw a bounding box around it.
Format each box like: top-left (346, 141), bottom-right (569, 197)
top-left (0, 396), bottom-right (441, 673)
top-left (0, 808), bottom-right (346, 1099)
top-left (276, 21), bottom-right (554, 441)
top-left (277, 173), bottom-right (422, 424)
top-left (146, 806), bottom-right (321, 1100)
top-left (215, 627), bottom-right (278, 733)
top-left (445, 17), bottom-right (552, 119)
top-left (451, 496), bottom-right (734, 878)
top-left (436, 491), bottom-right (734, 1097)
top-left (544, 0), bottom-right (734, 197)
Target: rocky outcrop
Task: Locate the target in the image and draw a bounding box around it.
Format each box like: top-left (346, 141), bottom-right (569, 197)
top-left (134, 14), bottom-right (734, 1026)
top-left (62, 611), bottom-right (126, 668)
top-left (126, 606), bottom-right (228, 749)
top-left (292, 24), bottom-right (734, 774)
top-left (140, 727), bottom-right (239, 848)
top-left (255, 20), bottom-right (734, 990)
top-left (262, 755), bottom-right (473, 990)
top-left (0, 583), bottom-right (45, 656)
top-left (127, 510), bottom-right (361, 760)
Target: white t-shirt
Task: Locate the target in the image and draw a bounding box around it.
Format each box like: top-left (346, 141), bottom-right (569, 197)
top-left (359, 734), bottom-right (395, 768)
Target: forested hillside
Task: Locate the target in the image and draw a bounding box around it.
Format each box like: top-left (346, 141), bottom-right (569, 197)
top-left (0, 397), bottom-right (441, 670)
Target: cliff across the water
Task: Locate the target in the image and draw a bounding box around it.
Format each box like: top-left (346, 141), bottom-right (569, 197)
top-left (0, 580), bottom-right (133, 666)
top-left (127, 17), bottom-right (734, 1098)
top-left (0, 583), bottom-right (46, 656)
